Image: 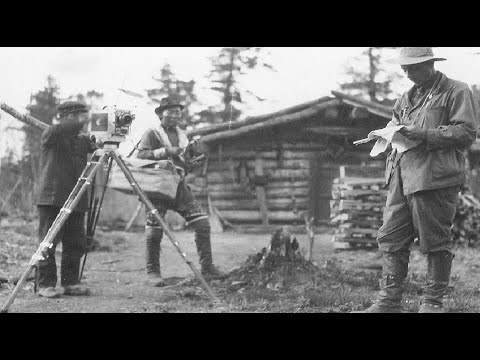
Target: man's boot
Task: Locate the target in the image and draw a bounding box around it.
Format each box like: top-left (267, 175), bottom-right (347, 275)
top-left (193, 218), bottom-right (228, 280)
top-left (352, 250), bottom-right (409, 313)
top-left (60, 253), bottom-right (90, 296)
top-left (38, 287), bottom-right (61, 298)
top-left (145, 226), bottom-right (165, 287)
top-left (418, 251), bottom-right (454, 313)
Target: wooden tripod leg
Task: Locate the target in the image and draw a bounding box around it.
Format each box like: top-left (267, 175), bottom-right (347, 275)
top-left (124, 202), bottom-right (143, 232)
top-left (0, 153), bottom-right (108, 313)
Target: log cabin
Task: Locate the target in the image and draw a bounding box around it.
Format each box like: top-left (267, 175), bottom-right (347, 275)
top-left (184, 91), bottom-right (392, 229)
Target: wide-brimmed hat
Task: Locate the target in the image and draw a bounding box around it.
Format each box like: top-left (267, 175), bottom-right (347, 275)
top-left (154, 97), bottom-right (184, 115)
top-left (57, 101), bottom-right (88, 117)
top-left (387, 47), bottom-right (447, 66)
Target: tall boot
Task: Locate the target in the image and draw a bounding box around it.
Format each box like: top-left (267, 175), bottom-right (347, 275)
top-left (352, 250), bottom-right (409, 313)
top-left (145, 226), bottom-right (165, 287)
top-left (418, 251), bottom-right (454, 313)
top-left (192, 218), bottom-right (228, 280)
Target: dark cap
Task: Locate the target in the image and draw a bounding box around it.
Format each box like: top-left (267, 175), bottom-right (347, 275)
top-left (57, 101), bottom-right (88, 117)
top-left (154, 97), bottom-right (184, 115)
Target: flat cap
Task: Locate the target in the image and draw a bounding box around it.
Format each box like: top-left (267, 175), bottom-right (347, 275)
top-left (57, 101), bottom-right (88, 117)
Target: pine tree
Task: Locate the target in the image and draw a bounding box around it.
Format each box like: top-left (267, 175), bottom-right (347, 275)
top-left (22, 75), bottom-right (60, 200)
top-left (206, 47), bottom-right (275, 123)
top-left (146, 63), bottom-right (198, 128)
top-left (339, 47), bottom-right (401, 105)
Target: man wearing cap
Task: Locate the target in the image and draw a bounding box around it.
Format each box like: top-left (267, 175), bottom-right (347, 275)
top-left (136, 96), bottom-right (227, 287)
top-left (355, 48), bottom-right (478, 313)
top-left (34, 101), bottom-right (97, 298)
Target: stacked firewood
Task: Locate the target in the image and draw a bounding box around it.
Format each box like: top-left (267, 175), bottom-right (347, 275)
top-left (452, 190), bottom-right (480, 247)
top-left (330, 177), bottom-right (387, 249)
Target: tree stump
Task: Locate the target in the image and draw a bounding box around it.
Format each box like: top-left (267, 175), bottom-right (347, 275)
top-left (259, 226), bottom-right (300, 269)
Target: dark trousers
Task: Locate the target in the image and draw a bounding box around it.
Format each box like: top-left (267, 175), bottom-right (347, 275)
top-left (37, 205), bottom-right (87, 288)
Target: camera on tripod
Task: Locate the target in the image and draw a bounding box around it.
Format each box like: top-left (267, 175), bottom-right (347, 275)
top-left (88, 106), bottom-right (135, 144)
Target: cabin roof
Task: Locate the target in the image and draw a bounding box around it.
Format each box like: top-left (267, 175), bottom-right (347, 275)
top-left (187, 91), bottom-right (392, 143)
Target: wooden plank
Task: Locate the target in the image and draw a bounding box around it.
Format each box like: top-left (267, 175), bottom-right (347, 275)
top-left (332, 236), bottom-right (378, 244)
top-left (209, 197), bottom-right (309, 211)
top-left (207, 159), bottom-right (311, 171)
top-left (330, 210), bottom-right (383, 220)
top-left (332, 189), bottom-right (388, 198)
top-left (205, 168), bottom-right (312, 184)
top-left (218, 210), bottom-right (303, 223)
top-left (266, 187), bottom-right (309, 199)
top-left (207, 150), bottom-right (317, 161)
top-left (266, 180), bottom-right (310, 188)
top-left (337, 227), bottom-right (379, 236)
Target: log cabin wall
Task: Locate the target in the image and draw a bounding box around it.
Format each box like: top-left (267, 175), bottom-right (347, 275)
top-left (189, 105), bottom-right (387, 226)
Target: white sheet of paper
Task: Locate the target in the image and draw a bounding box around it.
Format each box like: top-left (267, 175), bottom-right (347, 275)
top-left (353, 125), bottom-right (422, 157)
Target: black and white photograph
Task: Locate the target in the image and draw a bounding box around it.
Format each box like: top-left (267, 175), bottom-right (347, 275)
top-left (1, 46), bottom-right (480, 314)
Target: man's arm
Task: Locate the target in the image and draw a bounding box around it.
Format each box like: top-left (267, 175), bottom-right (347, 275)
top-left (136, 131), bottom-right (160, 159)
top-left (425, 87), bottom-right (478, 151)
top-left (386, 100), bottom-right (402, 128)
top-left (41, 119), bottom-right (83, 149)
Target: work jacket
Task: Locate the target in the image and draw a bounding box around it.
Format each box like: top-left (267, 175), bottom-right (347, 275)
top-left (387, 71), bottom-right (478, 195)
top-left (136, 125), bottom-right (204, 176)
top-left (34, 119), bottom-right (96, 212)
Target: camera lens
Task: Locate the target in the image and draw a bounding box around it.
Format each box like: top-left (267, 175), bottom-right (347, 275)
top-left (116, 113), bottom-right (133, 126)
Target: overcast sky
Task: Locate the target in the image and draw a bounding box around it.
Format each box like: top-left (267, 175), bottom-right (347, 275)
top-left (1, 47), bottom-right (480, 159)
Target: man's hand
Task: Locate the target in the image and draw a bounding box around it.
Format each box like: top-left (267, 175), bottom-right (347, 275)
top-left (188, 160), bottom-right (202, 169)
top-left (386, 116), bottom-right (400, 128)
top-left (187, 154), bottom-right (206, 170)
top-left (398, 125), bottom-right (427, 142)
top-left (165, 146), bottom-right (183, 156)
top-left (153, 148), bottom-right (164, 159)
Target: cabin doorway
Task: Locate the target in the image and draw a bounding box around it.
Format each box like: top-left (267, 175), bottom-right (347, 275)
top-left (308, 156), bottom-right (339, 225)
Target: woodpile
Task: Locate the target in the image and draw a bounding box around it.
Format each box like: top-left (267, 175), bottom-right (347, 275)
top-left (330, 177), bottom-right (387, 249)
top-left (452, 190), bottom-right (480, 247)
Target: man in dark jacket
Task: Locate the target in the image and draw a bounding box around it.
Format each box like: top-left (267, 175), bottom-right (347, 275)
top-left (34, 101), bottom-right (96, 298)
top-left (136, 97), bottom-right (227, 287)
top-left (356, 48), bottom-right (478, 313)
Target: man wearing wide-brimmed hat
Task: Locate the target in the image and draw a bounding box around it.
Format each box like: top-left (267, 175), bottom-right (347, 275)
top-left (354, 47), bottom-right (479, 313)
top-left (34, 101), bottom-right (97, 299)
top-left (136, 96), bottom-right (227, 287)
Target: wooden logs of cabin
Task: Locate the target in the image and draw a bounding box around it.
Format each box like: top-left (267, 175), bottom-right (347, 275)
top-left (330, 177), bottom-right (387, 248)
top-left (188, 138), bottom-right (385, 225)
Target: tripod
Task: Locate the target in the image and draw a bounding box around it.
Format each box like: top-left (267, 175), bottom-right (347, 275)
top-left (1, 143), bottom-right (219, 313)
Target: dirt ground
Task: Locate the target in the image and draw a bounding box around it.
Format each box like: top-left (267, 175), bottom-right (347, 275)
top-left (2, 218), bottom-right (480, 313)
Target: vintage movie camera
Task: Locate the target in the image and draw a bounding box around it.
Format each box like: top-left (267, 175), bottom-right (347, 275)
top-left (88, 106), bottom-right (135, 144)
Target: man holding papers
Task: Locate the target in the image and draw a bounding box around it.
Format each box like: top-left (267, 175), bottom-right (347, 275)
top-left (354, 47), bottom-right (478, 313)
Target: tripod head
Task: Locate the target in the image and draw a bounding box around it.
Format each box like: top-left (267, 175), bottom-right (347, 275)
top-left (90, 138), bottom-right (121, 155)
